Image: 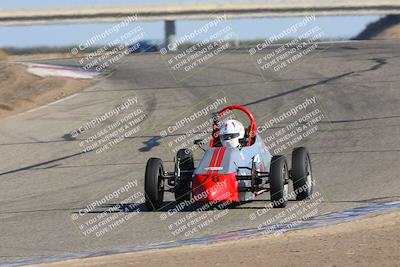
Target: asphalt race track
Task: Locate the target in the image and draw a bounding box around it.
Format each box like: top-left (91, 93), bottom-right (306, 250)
top-left (0, 40), bottom-right (399, 263)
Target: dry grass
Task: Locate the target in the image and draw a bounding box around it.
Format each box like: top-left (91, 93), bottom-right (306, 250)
top-left (0, 49), bottom-right (9, 61)
top-left (0, 63), bottom-right (92, 118)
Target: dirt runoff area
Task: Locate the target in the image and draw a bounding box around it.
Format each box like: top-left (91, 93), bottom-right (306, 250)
top-left (30, 210), bottom-right (400, 267)
top-left (0, 63), bottom-right (92, 118)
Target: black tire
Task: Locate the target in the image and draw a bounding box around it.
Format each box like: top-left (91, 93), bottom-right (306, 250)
top-left (269, 155), bottom-right (289, 208)
top-left (174, 149), bottom-right (194, 202)
top-left (292, 147), bottom-right (313, 200)
top-left (145, 158), bottom-right (164, 211)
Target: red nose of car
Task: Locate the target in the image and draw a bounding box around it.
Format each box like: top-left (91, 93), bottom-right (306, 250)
top-left (192, 173), bottom-right (239, 202)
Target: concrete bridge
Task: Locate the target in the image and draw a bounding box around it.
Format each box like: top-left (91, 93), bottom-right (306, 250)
top-left (1, 1), bottom-right (400, 46)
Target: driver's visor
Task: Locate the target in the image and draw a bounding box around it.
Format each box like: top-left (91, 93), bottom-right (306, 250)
top-left (221, 133), bottom-right (240, 140)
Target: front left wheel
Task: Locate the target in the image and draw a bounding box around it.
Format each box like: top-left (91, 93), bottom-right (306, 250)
top-left (144, 158), bottom-right (164, 211)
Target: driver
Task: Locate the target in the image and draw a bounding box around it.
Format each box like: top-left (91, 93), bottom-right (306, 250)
top-left (219, 119), bottom-right (245, 148)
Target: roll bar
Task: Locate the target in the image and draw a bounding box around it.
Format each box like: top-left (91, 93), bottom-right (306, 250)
top-left (210, 105), bottom-right (257, 147)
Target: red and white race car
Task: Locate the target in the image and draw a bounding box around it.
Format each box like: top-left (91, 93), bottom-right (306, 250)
top-left (145, 105), bottom-right (313, 210)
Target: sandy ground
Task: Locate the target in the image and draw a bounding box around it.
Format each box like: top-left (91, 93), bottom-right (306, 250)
top-left (374, 24), bottom-right (400, 39)
top-left (0, 63), bottom-right (92, 118)
top-left (29, 210), bottom-right (400, 267)
top-left (0, 50), bottom-right (8, 61)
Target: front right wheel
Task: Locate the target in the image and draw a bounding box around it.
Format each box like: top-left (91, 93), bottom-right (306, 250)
top-left (292, 147), bottom-right (313, 200)
top-left (269, 155), bottom-right (289, 208)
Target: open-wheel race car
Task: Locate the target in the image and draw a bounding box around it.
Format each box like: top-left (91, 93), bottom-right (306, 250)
top-left (144, 105), bottom-right (314, 211)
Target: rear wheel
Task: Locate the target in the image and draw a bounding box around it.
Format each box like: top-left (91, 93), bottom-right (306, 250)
top-left (174, 149), bottom-right (194, 202)
top-left (269, 155), bottom-right (289, 208)
top-left (292, 147), bottom-right (313, 200)
top-left (145, 158), bottom-right (164, 211)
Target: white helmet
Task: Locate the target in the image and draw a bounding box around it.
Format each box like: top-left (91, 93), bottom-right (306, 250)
top-left (219, 119), bottom-right (245, 148)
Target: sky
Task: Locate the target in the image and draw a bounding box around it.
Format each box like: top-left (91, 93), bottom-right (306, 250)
top-left (0, 0), bottom-right (381, 47)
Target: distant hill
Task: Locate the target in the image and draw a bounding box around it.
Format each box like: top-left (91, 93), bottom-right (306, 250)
top-left (354, 15), bottom-right (400, 40)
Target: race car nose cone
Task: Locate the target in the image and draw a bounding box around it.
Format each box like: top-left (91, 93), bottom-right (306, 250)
top-left (192, 173), bottom-right (239, 202)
